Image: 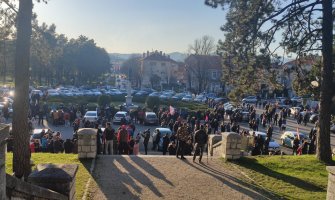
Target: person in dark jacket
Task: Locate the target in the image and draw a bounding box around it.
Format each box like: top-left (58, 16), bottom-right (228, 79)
top-left (162, 134), bottom-right (170, 155)
top-left (103, 122), bottom-right (115, 155)
top-left (152, 129), bottom-right (161, 151)
top-left (141, 129), bottom-right (150, 155)
top-left (95, 124), bottom-right (103, 154)
top-left (168, 141), bottom-right (177, 155)
top-left (193, 125), bottom-right (208, 162)
top-left (64, 139), bottom-right (74, 153)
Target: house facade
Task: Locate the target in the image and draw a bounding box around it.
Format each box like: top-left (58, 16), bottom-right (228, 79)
top-left (140, 51), bottom-right (178, 89)
top-left (184, 55), bottom-right (223, 93)
top-left (276, 56), bottom-right (318, 97)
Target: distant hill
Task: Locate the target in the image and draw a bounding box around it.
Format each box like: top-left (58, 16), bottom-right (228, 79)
top-left (109, 52), bottom-right (187, 63)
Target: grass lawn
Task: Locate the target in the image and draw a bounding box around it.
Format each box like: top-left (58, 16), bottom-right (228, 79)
top-left (230, 155), bottom-right (334, 199)
top-left (5, 153), bottom-right (93, 199)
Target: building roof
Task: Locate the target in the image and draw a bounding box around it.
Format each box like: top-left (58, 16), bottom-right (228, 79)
top-left (185, 54), bottom-right (222, 70)
top-left (141, 51), bottom-right (177, 63)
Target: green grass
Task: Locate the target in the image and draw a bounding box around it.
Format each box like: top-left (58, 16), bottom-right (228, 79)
top-left (5, 153), bottom-right (93, 199)
top-left (230, 155), bottom-right (334, 199)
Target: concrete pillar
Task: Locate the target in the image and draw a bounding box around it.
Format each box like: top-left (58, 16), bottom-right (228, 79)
top-left (28, 164), bottom-right (78, 200)
top-left (221, 132), bottom-right (241, 160)
top-left (77, 128), bottom-right (97, 159)
top-left (327, 166), bottom-right (335, 200)
top-left (0, 124), bottom-right (9, 200)
top-left (207, 135), bottom-right (222, 156)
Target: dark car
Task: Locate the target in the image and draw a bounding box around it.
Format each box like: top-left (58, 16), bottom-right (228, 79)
top-left (144, 112), bottom-right (159, 125)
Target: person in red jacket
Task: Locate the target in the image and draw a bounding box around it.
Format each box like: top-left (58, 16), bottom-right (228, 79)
top-left (117, 125), bottom-right (129, 155)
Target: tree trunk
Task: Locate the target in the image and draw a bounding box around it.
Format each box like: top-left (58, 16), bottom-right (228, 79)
top-left (316, 0), bottom-right (333, 164)
top-left (12, 0), bottom-right (33, 179)
top-left (3, 39), bottom-right (7, 84)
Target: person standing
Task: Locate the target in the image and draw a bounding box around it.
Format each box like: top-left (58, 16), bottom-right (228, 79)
top-left (141, 129), bottom-right (150, 155)
top-left (162, 134), bottom-right (170, 155)
top-left (292, 136), bottom-right (300, 155)
top-left (176, 123), bottom-right (189, 160)
top-left (193, 125), bottom-right (208, 163)
top-left (152, 129), bottom-right (161, 151)
top-left (118, 125), bottom-right (129, 155)
top-left (103, 122), bottom-right (115, 155)
top-left (95, 124), bottom-right (103, 154)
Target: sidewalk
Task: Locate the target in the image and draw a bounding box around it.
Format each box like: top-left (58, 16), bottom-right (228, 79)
top-left (88, 155), bottom-right (272, 200)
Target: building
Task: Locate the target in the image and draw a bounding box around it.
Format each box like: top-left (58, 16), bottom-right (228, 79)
top-left (184, 54), bottom-right (223, 93)
top-left (140, 51), bottom-right (179, 89)
top-left (276, 56), bottom-right (319, 97)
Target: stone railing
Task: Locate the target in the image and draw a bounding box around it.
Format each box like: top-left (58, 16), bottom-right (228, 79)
top-left (208, 135), bottom-right (222, 156)
top-left (0, 124), bottom-right (9, 199)
top-left (7, 174), bottom-right (67, 200)
top-left (212, 141), bottom-right (223, 157)
top-left (327, 166), bottom-right (335, 200)
top-left (77, 128), bottom-right (97, 159)
top-left (28, 164), bottom-right (78, 200)
top-left (221, 132), bottom-right (241, 160)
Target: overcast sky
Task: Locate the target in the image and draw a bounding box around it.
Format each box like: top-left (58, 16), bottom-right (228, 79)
top-left (33, 0), bottom-right (227, 54)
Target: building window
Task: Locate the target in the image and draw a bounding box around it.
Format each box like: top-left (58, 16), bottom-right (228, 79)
top-left (150, 62), bottom-right (156, 66)
top-left (161, 62), bottom-right (166, 66)
top-left (212, 71), bottom-right (217, 79)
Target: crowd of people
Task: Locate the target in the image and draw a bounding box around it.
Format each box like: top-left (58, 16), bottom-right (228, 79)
top-left (5, 91), bottom-right (320, 159)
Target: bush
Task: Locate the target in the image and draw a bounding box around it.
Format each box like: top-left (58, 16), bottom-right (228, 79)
top-left (146, 96), bottom-right (160, 109)
top-left (98, 95), bottom-right (111, 107)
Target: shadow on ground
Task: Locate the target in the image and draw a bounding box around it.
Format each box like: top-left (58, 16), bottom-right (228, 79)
top-left (182, 159), bottom-right (282, 200)
top-left (235, 157), bottom-right (326, 192)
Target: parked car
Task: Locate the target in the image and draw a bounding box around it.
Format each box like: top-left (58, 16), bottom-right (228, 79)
top-left (194, 95), bottom-right (206, 103)
top-left (171, 93), bottom-right (185, 101)
top-left (182, 94), bottom-right (193, 102)
top-left (149, 92), bottom-right (162, 97)
top-left (214, 97), bottom-right (229, 104)
top-left (83, 111), bottom-right (98, 123)
top-left (309, 114), bottom-right (319, 123)
top-left (280, 131), bottom-right (308, 148)
top-left (152, 128), bottom-right (172, 151)
top-left (144, 112), bottom-right (159, 125)
top-left (290, 107), bottom-right (302, 116)
top-left (242, 96), bottom-right (257, 103)
top-left (291, 96), bottom-right (302, 104)
top-left (254, 131), bottom-right (281, 154)
top-left (113, 111), bottom-right (130, 124)
top-left (331, 124), bottom-right (335, 134)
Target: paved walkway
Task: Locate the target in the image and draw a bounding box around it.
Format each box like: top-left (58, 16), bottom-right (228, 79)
top-left (88, 155), bottom-right (272, 200)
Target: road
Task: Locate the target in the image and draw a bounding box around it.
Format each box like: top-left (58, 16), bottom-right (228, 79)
top-left (30, 106), bottom-right (335, 156)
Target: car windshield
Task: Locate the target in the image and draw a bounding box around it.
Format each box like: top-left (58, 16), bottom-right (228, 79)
top-left (86, 113), bottom-right (96, 116)
top-left (147, 114), bottom-right (156, 118)
top-left (115, 113), bottom-right (125, 117)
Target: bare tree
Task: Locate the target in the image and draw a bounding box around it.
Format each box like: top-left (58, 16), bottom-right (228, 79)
top-left (188, 35), bottom-right (216, 55)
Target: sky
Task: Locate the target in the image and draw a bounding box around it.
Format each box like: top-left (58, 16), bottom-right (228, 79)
top-left (33, 0), bottom-right (227, 54)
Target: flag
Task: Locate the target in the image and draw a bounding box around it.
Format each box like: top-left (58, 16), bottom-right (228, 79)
top-left (296, 127), bottom-right (300, 140)
top-left (169, 106), bottom-right (175, 115)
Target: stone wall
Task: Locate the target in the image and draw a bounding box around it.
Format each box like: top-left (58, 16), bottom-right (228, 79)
top-left (208, 135), bottom-right (222, 156)
top-left (327, 166), bottom-right (335, 200)
top-left (0, 124), bottom-right (9, 200)
top-left (77, 128), bottom-right (97, 159)
top-left (28, 164), bottom-right (78, 200)
top-left (221, 132), bottom-right (241, 160)
top-left (6, 174), bottom-right (67, 200)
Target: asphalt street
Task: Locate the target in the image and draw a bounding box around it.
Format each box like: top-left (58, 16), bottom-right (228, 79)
top-left (30, 106), bottom-right (335, 156)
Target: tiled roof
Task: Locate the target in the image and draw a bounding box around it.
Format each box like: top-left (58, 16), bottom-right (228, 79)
top-left (141, 52), bottom-right (177, 63)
